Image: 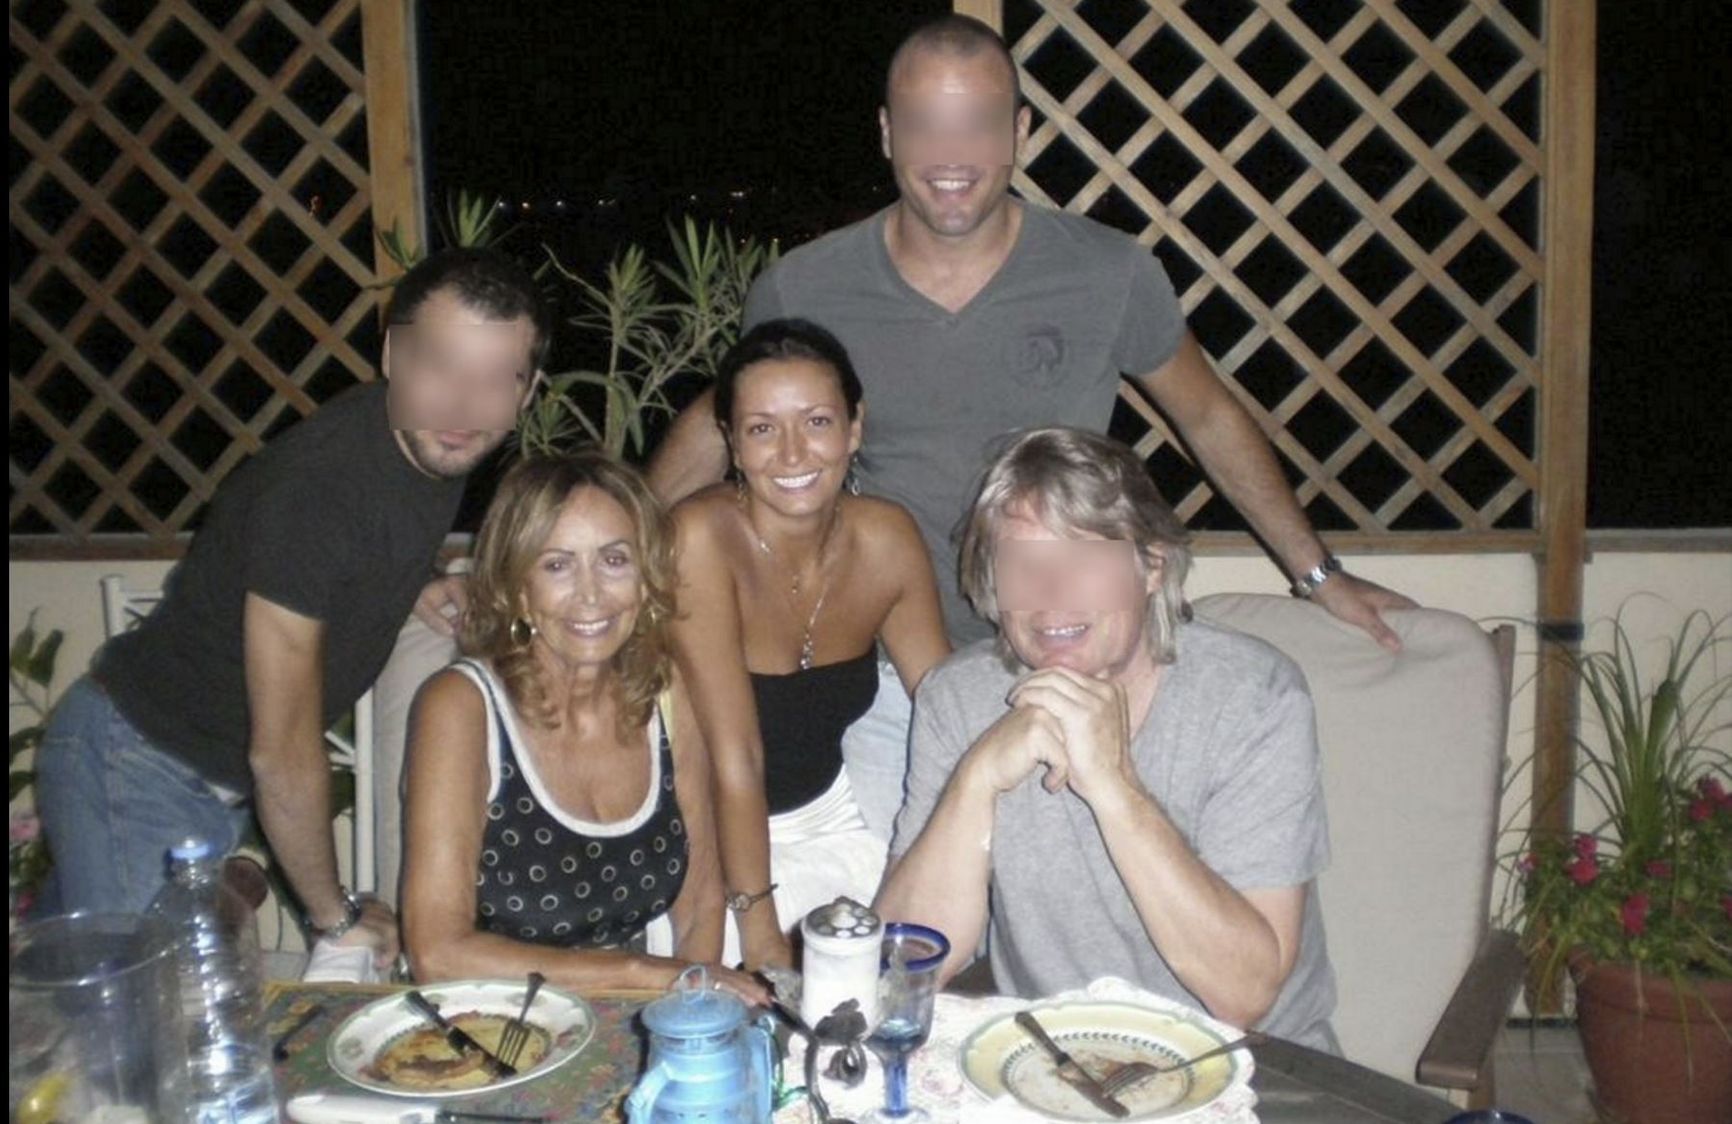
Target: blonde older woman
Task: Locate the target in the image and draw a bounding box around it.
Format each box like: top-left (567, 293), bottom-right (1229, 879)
top-left (401, 451), bottom-right (762, 999)
top-left (877, 427), bottom-right (1338, 1051)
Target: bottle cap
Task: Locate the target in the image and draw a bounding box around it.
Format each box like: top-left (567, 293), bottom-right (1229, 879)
top-left (169, 837), bottom-right (214, 861)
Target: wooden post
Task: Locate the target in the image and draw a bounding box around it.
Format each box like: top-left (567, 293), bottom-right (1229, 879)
top-left (361, 0), bottom-right (425, 285)
top-left (953, 0), bottom-right (1003, 30)
top-left (1530, 0), bottom-right (1596, 1011)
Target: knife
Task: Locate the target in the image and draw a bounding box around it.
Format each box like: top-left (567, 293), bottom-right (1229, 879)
top-left (403, 990), bottom-right (517, 1078)
top-left (1014, 1010), bottom-right (1129, 1119)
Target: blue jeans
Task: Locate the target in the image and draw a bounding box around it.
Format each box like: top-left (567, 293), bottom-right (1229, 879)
top-left (839, 659), bottom-right (916, 843)
top-left (35, 676), bottom-right (251, 915)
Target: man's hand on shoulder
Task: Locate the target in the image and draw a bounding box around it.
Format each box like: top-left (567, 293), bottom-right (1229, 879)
top-left (1310, 572), bottom-right (1416, 653)
top-left (412, 574), bottom-right (469, 636)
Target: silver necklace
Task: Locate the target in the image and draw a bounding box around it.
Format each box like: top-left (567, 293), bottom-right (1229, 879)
top-left (746, 501), bottom-right (842, 671)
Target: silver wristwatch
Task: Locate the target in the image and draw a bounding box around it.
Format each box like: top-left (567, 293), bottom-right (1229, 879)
top-left (309, 887), bottom-right (363, 940)
top-left (1290, 553), bottom-right (1344, 599)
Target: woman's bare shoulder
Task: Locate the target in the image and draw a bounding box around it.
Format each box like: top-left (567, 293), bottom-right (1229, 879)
top-left (843, 495), bottom-right (927, 554)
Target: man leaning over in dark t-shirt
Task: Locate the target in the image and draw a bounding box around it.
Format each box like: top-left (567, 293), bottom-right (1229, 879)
top-left (34, 248), bottom-right (548, 967)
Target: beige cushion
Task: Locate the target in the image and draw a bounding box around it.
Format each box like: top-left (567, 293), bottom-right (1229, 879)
top-left (1193, 594), bottom-right (1507, 1083)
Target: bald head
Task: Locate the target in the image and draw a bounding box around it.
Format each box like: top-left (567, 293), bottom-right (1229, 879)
top-left (885, 14), bottom-right (1021, 110)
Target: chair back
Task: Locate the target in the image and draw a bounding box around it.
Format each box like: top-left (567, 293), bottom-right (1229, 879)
top-left (1192, 594), bottom-right (1513, 1081)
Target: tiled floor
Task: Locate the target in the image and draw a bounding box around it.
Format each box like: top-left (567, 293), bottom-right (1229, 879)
top-left (1490, 1023), bottom-right (1598, 1123)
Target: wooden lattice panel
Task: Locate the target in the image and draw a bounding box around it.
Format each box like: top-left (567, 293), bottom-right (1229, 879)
top-left (1001, 0), bottom-right (1543, 536)
top-left (9, 0), bottom-right (384, 547)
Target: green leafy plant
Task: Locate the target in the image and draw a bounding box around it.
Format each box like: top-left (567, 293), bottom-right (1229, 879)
top-left (524, 216), bottom-right (774, 458)
top-left (376, 187), bottom-right (515, 275)
top-left (1502, 610), bottom-right (1732, 991)
top-left (9, 611), bottom-right (63, 915)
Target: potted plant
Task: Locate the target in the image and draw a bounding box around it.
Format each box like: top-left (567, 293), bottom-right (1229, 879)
top-left (1504, 610), bottom-right (1731, 1123)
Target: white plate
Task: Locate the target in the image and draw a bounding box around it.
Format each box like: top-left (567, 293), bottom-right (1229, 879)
top-left (327, 980), bottom-right (595, 1098)
top-left (959, 1000), bottom-right (1251, 1121)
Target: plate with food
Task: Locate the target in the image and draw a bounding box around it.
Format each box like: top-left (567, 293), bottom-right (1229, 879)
top-left (958, 1000), bottom-right (1252, 1121)
top-left (328, 980), bottom-right (595, 1097)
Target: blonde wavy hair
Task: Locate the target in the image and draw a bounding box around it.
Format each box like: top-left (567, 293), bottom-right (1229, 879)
top-left (957, 427), bottom-right (1192, 666)
top-left (459, 450), bottom-right (676, 734)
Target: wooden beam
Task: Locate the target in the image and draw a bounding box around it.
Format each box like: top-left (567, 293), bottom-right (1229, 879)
top-left (1532, 0), bottom-right (1596, 842)
top-left (361, 0), bottom-right (425, 286)
top-left (1527, 0), bottom-right (1596, 1012)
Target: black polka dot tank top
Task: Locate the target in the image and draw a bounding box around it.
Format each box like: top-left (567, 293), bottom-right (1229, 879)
top-left (456, 659), bottom-right (688, 950)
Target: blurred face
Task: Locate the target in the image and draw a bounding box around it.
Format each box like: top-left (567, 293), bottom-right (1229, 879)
top-left (520, 486), bottom-right (644, 670)
top-left (879, 47), bottom-right (1029, 240)
top-left (384, 288), bottom-right (540, 479)
top-left (993, 501), bottom-right (1158, 679)
top-left (728, 357), bottom-right (862, 520)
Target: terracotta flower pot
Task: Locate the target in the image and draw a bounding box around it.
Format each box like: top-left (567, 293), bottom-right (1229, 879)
top-left (1570, 954), bottom-right (1732, 1124)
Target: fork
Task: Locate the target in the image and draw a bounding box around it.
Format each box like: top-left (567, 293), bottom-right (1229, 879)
top-left (497, 971), bottom-right (547, 1070)
top-left (1096, 1031), bottom-right (1266, 1098)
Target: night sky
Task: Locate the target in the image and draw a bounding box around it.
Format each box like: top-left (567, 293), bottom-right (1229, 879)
top-left (419, 1), bottom-right (1727, 530)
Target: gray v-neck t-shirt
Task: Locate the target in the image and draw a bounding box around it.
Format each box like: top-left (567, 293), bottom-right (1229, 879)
top-left (891, 621), bottom-right (1339, 1051)
top-left (743, 203), bottom-right (1184, 642)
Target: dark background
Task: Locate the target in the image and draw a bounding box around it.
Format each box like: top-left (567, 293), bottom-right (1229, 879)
top-left (419, 0), bottom-right (1728, 530)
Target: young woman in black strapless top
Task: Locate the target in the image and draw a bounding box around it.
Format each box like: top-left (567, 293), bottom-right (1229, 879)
top-left (670, 319), bottom-right (950, 971)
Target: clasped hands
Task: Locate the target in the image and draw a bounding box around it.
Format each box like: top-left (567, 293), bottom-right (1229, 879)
top-left (967, 666), bottom-right (1143, 808)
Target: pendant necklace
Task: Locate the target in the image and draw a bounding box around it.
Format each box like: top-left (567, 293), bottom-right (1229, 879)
top-left (745, 497), bottom-right (842, 671)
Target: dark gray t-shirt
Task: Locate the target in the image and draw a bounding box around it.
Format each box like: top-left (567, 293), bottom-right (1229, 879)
top-left (890, 621), bottom-right (1339, 1050)
top-left (95, 383), bottom-right (464, 795)
top-left (743, 203), bottom-right (1184, 642)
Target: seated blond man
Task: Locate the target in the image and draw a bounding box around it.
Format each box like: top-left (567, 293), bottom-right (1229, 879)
top-left (876, 427), bottom-right (1338, 1050)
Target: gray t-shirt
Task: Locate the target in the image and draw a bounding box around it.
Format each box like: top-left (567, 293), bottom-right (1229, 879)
top-left (890, 621), bottom-right (1339, 1051)
top-left (743, 203), bottom-right (1185, 642)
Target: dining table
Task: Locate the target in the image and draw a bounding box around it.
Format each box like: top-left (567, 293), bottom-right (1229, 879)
top-left (265, 980), bottom-right (1462, 1124)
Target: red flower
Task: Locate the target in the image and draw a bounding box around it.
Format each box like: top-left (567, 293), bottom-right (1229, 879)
top-left (1566, 856), bottom-right (1600, 886)
top-left (1723, 895), bottom-right (1732, 925)
top-left (1644, 860), bottom-right (1673, 879)
top-left (1621, 893), bottom-right (1651, 936)
top-left (1573, 833), bottom-right (1598, 859)
top-left (1700, 776), bottom-right (1727, 802)
top-left (1517, 851), bottom-right (1540, 876)
top-left (1689, 798), bottom-right (1713, 823)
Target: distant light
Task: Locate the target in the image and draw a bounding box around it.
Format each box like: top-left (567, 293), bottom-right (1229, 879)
top-left (496, 201), bottom-right (508, 210)
top-left (729, 189), bottom-right (746, 200)
top-left (555, 199), bottom-right (566, 209)
top-left (520, 200), bottom-right (531, 210)
top-left (689, 193), bottom-right (698, 202)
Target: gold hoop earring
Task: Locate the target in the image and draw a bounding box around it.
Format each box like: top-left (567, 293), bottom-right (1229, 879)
top-left (509, 617), bottom-right (537, 647)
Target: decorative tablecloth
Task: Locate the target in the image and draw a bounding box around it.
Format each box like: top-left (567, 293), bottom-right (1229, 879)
top-left (267, 977), bottom-right (1258, 1124)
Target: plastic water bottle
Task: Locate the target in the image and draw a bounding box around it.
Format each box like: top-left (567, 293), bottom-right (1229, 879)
top-left (147, 837), bottom-right (278, 1124)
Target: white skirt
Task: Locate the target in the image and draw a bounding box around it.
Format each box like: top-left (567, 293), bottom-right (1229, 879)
top-left (644, 770), bottom-right (888, 965)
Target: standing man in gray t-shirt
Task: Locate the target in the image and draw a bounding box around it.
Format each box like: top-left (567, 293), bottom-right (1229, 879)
top-left (650, 14), bottom-right (1410, 648)
top-left (877, 429), bottom-right (1337, 1050)
top-left (649, 14), bottom-right (1411, 843)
